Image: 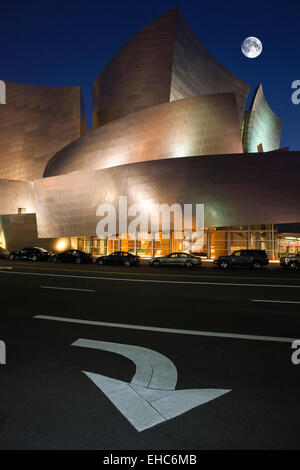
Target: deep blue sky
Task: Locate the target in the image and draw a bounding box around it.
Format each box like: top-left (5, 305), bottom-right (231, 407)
top-left (0, 0), bottom-right (299, 149)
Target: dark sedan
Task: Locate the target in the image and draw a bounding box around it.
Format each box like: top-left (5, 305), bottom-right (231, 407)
top-left (9, 247), bottom-right (52, 261)
top-left (0, 247), bottom-right (9, 258)
top-left (97, 251), bottom-right (140, 267)
top-left (52, 249), bottom-right (93, 264)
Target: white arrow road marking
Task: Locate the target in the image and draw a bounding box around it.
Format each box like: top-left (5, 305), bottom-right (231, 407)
top-left (72, 338), bottom-right (230, 432)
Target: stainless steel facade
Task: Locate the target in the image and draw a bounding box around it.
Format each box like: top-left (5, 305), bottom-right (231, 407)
top-left (242, 84), bottom-right (282, 153)
top-left (0, 179), bottom-right (35, 215)
top-left (92, 7), bottom-right (249, 128)
top-left (44, 93), bottom-right (243, 178)
top-left (0, 81), bottom-right (86, 181)
top-left (35, 150), bottom-right (300, 239)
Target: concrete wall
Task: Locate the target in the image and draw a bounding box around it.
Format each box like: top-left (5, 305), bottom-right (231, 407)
top-left (0, 213), bottom-right (69, 252)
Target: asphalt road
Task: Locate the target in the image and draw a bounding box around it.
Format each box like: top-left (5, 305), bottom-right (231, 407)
top-left (0, 258), bottom-right (300, 449)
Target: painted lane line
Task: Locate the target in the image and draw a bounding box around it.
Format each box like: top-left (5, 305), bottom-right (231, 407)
top-left (252, 299), bottom-right (300, 304)
top-left (34, 315), bottom-right (297, 343)
top-left (72, 339), bottom-right (229, 432)
top-left (1, 263), bottom-right (295, 282)
top-left (1, 270), bottom-right (300, 289)
top-left (0, 267), bottom-right (12, 270)
top-left (40, 286), bottom-right (95, 293)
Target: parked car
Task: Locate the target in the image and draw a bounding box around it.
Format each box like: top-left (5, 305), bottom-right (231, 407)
top-left (9, 246), bottom-right (52, 261)
top-left (52, 249), bottom-right (93, 264)
top-left (150, 252), bottom-right (202, 268)
top-left (213, 249), bottom-right (269, 269)
top-left (0, 247), bottom-right (9, 258)
top-left (280, 253), bottom-right (300, 270)
top-left (96, 251), bottom-right (140, 267)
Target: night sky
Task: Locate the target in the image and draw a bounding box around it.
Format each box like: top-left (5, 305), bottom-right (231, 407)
top-left (0, 0), bottom-right (299, 149)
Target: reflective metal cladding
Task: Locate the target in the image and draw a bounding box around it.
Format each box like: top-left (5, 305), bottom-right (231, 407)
top-left (44, 93), bottom-right (243, 178)
top-left (35, 151), bottom-right (300, 239)
top-left (242, 84), bottom-right (282, 153)
top-left (0, 81), bottom-right (86, 182)
top-left (92, 7), bottom-right (249, 128)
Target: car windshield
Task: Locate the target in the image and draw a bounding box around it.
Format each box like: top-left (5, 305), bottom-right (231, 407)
top-left (34, 247), bottom-right (47, 252)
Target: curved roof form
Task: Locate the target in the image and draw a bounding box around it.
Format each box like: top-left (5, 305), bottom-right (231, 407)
top-left (242, 84), bottom-right (282, 153)
top-left (44, 93), bottom-right (243, 178)
top-left (92, 7), bottom-right (249, 128)
top-left (0, 81), bottom-right (87, 182)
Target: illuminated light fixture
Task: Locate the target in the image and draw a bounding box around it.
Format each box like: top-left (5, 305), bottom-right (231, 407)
top-left (285, 237), bottom-right (296, 240)
top-left (56, 239), bottom-right (68, 251)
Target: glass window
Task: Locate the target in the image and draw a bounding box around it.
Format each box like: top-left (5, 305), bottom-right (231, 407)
top-left (233, 251), bottom-right (242, 257)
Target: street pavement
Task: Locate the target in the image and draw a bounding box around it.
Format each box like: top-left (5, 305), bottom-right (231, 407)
top-left (0, 258), bottom-right (299, 449)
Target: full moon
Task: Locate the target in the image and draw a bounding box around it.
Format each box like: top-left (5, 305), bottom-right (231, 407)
top-left (241, 37), bottom-right (262, 58)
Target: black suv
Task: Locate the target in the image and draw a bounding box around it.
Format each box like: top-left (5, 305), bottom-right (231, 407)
top-left (213, 249), bottom-right (269, 270)
top-left (9, 247), bottom-right (52, 261)
top-left (97, 251), bottom-right (140, 267)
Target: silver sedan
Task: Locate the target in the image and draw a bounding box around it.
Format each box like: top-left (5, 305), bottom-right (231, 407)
top-left (150, 252), bottom-right (202, 268)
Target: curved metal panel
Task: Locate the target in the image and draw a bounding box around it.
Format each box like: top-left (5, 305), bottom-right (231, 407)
top-left (243, 84), bottom-right (282, 153)
top-left (0, 81), bottom-right (85, 181)
top-left (92, 8), bottom-right (177, 128)
top-left (44, 93), bottom-right (243, 178)
top-left (170, 13), bottom-right (250, 124)
top-left (92, 7), bottom-right (249, 128)
top-left (35, 150), bottom-right (300, 239)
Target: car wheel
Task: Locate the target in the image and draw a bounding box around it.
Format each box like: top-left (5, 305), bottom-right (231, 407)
top-left (52, 256), bottom-right (58, 263)
top-left (15, 255), bottom-right (20, 261)
top-left (220, 260), bottom-right (229, 269)
top-left (124, 259), bottom-right (132, 267)
top-left (75, 257), bottom-right (82, 264)
top-left (32, 255), bottom-right (38, 262)
top-left (288, 260), bottom-right (299, 271)
top-left (153, 259), bottom-right (161, 267)
top-left (9, 254), bottom-right (15, 260)
top-left (253, 261), bottom-right (262, 270)
top-left (97, 258), bottom-right (104, 265)
top-left (185, 260), bottom-right (193, 268)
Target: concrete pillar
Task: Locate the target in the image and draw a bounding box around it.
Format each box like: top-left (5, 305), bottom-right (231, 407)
top-left (227, 230), bottom-right (231, 255)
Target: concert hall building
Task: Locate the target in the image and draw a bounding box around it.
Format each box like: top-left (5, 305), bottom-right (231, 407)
top-left (0, 7), bottom-right (299, 260)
